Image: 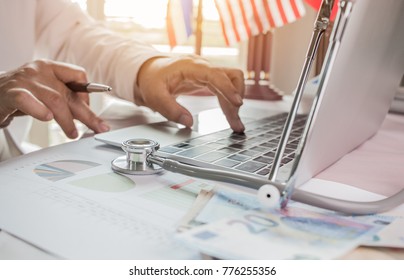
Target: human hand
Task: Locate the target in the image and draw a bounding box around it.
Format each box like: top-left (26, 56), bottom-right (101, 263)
top-left (136, 55), bottom-right (245, 132)
top-left (0, 60), bottom-right (109, 138)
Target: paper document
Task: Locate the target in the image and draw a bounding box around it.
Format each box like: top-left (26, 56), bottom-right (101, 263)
top-left (0, 146), bottom-right (215, 259)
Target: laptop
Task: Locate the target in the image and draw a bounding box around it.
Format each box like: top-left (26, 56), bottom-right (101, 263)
top-left (389, 74), bottom-right (404, 114)
top-left (95, 0), bottom-right (404, 188)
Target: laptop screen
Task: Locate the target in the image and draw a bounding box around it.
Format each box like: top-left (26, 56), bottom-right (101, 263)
top-left (292, 0), bottom-right (404, 187)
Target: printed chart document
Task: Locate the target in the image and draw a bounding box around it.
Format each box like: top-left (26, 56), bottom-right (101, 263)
top-left (0, 138), bottom-right (215, 259)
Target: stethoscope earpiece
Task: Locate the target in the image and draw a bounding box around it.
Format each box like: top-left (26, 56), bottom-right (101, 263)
top-left (257, 184), bottom-right (281, 209)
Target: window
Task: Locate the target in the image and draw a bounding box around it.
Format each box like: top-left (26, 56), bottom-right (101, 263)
top-left (73, 0), bottom-right (244, 68)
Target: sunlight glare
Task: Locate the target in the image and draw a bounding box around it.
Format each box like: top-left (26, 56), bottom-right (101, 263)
top-left (105, 0), bottom-right (167, 28)
top-left (104, 0), bottom-right (219, 28)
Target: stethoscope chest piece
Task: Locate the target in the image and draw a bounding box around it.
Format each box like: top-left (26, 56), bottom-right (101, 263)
top-left (111, 138), bottom-right (163, 175)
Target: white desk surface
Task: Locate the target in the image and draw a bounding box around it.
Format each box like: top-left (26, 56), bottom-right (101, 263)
top-left (0, 95), bottom-right (403, 260)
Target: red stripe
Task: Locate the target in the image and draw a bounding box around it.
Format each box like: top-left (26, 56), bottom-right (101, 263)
top-left (226, 0), bottom-right (241, 42)
top-left (290, 0), bottom-right (301, 18)
top-left (276, 0), bottom-right (288, 25)
top-left (250, 0), bottom-right (263, 33)
top-left (238, 0), bottom-right (251, 38)
top-left (166, 2), bottom-right (177, 47)
top-left (215, 0), bottom-right (230, 46)
top-left (263, 0), bottom-right (276, 28)
top-left (170, 179), bottom-right (195, 190)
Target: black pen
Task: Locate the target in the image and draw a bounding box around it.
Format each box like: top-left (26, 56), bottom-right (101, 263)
top-left (66, 82), bottom-right (112, 93)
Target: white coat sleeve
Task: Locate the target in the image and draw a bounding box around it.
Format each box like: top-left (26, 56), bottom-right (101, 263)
top-left (34, 0), bottom-right (161, 103)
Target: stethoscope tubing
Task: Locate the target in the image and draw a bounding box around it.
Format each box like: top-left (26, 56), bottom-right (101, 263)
top-left (149, 155), bottom-right (404, 215)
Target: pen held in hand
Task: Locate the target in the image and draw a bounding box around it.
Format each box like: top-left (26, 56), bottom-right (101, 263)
top-left (66, 82), bottom-right (112, 93)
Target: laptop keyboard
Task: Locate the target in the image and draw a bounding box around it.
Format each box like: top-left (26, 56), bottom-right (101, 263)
top-left (158, 113), bottom-right (307, 177)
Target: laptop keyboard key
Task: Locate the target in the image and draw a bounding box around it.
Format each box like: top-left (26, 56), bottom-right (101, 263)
top-left (195, 152), bottom-right (228, 163)
top-left (257, 168), bottom-right (271, 176)
top-left (254, 156), bottom-right (273, 164)
top-left (239, 150), bottom-right (261, 157)
top-left (215, 158), bottom-right (240, 168)
top-left (235, 161), bottom-right (266, 173)
top-left (228, 154), bottom-right (251, 162)
top-left (159, 146), bottom-right (182, 154)
top-left (176, 145), bottom-right (213, 158)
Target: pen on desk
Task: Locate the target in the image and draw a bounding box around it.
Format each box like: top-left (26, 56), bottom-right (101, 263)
top-left (66, 82), bottom-right (112, 93)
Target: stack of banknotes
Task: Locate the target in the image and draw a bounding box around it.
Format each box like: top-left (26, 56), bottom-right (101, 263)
top-left (176, 187), bottom-right (402, 259)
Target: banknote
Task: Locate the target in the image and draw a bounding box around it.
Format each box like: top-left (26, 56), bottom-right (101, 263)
top-left (177, 205), bottom-right (392, 259)
top-left (197, 189), bottom-right (400, 241)
top-left (361, 217), bottom-right (404, 248)
top-left (176, 188), bottom-right (259, 232)
top-left (194, 188), bottom-right (259, 224)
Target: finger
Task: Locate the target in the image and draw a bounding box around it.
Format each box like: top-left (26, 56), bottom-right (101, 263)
top-left (7, 88), bottom-right (54, 121)
top-left (209, 69), bottom-right (245, 132)
top-left (69, 97), bottom-right (110, 134)
top-left (44, 62), bottom-right (94, 135)
top-left (217, 95), bottom-right (245, 133)
top-left (50, 62), bottom-right (91, 106)
top-left (0, 116), bottom-right (14, 128)
top-left (65, 89), bottom-right (90, 104)
top-left (186, 66), bottom-right (243, 106)
top-left (48, 61), bottom-right (88, 85)
top-left (146, 88), bottom-right (193, 127)
top-left (33, 83), bottom-right (79, 138)
top-left (30, 62), bottom-right (92, 138)
top-left (1, 110), bottom-right (28, 128)
top-left (38, 60), bottom-right (90, 99)
top-left (223, 68), bottom-right (245, 98)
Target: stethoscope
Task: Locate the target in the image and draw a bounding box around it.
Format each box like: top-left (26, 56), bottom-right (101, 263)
top-left (111, 138), bottom-right (404, 215)
top-left (111, 1), bottom-right (404, 215)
